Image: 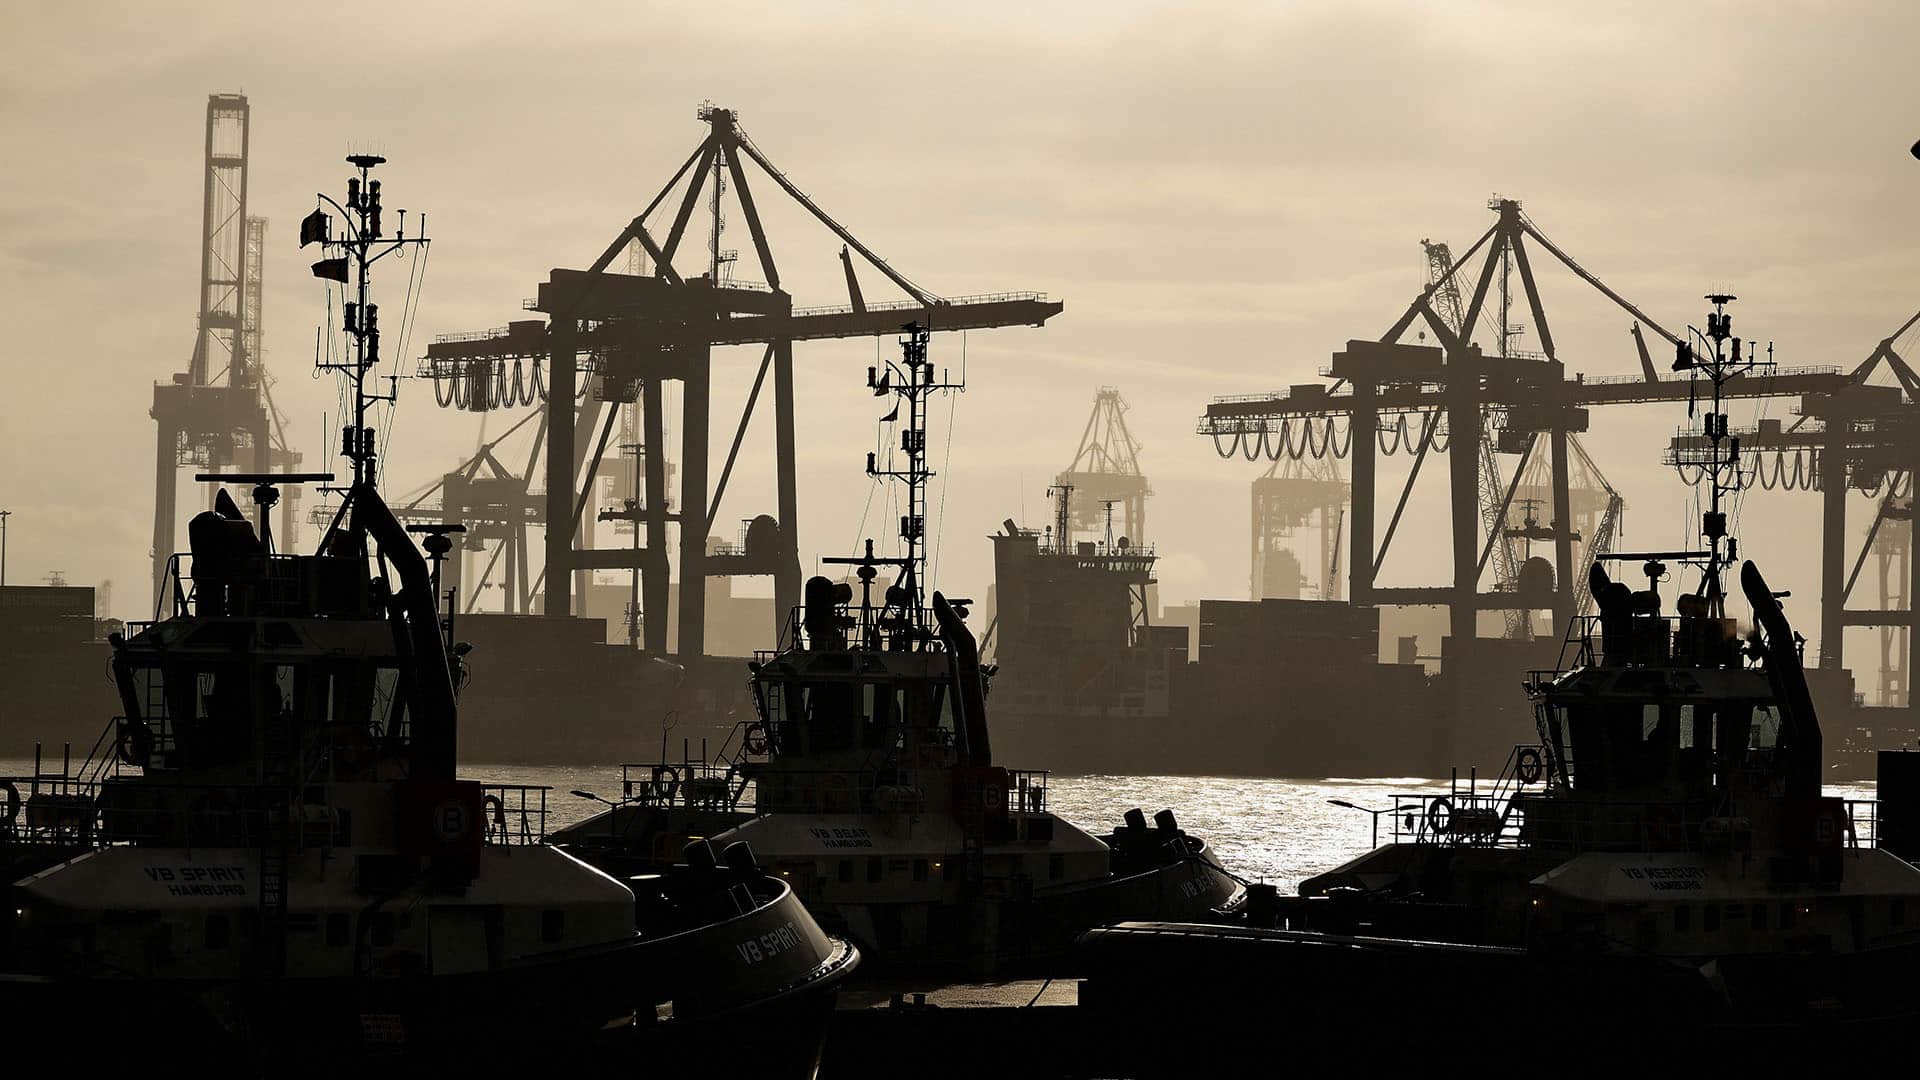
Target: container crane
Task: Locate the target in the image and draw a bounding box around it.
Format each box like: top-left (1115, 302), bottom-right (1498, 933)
top-left (1056, 388), bottom-right (1150, 542)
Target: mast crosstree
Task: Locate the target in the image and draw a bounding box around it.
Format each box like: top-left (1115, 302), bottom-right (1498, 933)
top-left (1660, 294), bottom-right (1775, 616)
top-left (302, 153), bottom-right (432, 495)
top-left (825, 323), bottom-right (964, 646)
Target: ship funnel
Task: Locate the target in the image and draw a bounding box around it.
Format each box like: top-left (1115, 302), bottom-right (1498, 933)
top-left (803, 575), bottom-right (845, 649)
top-left (1589, 563), bottom-right (1632, 664)
top-left (933, 591), bottom-right (992, 766)
top-left (352, 485), bottom-right (460, 777)
top-left (1740, 561), bottom-right (1821, 800)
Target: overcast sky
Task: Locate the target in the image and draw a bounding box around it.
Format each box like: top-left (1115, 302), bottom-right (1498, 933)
top-left (5, 1), bottom-right (1920, 667)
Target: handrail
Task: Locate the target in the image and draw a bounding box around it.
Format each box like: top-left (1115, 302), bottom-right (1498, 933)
top-left (480, 783), bottom-right (549, 845)
top-left (788, 291), bottom-right (1048, 319)
top-left (0, 777), bottom-right (554, 849)
top-left (1385, 785), bottom-right (1879, 853)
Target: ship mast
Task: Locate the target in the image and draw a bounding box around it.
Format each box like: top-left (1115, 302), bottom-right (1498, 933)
top-left (1670, 293), bottom-right (1772, 617)
top-left (835, 323), bottom-right (963, 643)
top-left (302, 154), bottom-right (430, 493)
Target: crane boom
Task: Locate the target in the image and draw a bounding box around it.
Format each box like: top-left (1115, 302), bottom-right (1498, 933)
top-left (1575, 493), bottom-right (1625, 619)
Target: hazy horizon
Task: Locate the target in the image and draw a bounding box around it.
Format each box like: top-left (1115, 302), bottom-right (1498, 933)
top-left (6, 1), bottom-right (1920, 677)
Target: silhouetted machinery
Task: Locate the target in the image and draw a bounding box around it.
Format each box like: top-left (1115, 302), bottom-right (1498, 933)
top-left (150, 94), bottom-right (301, 606)
top-left (1056, 388), bottom-right (1151, 543)
top-left (1198, 197), bottom-right (1900, 724)
top-left (1662, 308), bottom-right (1920, 727)
top-left (1252, 457), bottom-right (1344, 601)
top-left (421, 104), bottom-right (1061, 656)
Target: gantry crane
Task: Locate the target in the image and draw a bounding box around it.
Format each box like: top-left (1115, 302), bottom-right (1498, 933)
top-left (1199, 197), bottom-right (1848, 697)
top-left (150, 94), bottom-right (301, 604)
top-left (1056, 388), bottom-right (1151, 542)
top-left (1251, 454), bottom-right (1345, 600)
top-left (1661, 307), bottom-right (1920, 715)
top-left (150, 94), bottom-right (267, 603)
top-left (422, 104), bottom-right (1061, 656)
top-left (1423, 238), bottom-right (1530, 638)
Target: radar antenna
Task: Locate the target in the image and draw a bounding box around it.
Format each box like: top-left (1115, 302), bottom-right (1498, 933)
top-left (1668, 293), bottom-right (1774, 617)
top-left (301, 153), bottom-right (431, 493)
top-left (826, 323), bottom-right (963, 644)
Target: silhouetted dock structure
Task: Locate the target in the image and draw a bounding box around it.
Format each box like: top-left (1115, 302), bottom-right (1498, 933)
top-left (1198, 197), bottom-right (1920, 772)
top-left (421, 104), bottom-right (1059, 661)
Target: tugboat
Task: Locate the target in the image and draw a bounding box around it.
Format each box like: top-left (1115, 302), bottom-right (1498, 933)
top-left (0, 153), bottom-right (854, 1074)
top-left (556, 325), bottom-right (1243, 971)
top-left (1078, 296), bottom-right (1920, 1071)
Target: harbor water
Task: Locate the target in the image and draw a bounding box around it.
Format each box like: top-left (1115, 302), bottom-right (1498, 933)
top-left (461, 766), bottom-right (1880, 892)
top-left (5, 758), bottom-right (1874, 890)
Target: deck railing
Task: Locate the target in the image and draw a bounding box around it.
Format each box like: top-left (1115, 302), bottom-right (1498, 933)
top-left (0, 777), bottom-right (554, 849)
top-left (619, 761), bottom-right (751, 811)
top-left (1386, 789), bottom-right (1879, 854)
top-left (481, 783), bottom-right (549, 845)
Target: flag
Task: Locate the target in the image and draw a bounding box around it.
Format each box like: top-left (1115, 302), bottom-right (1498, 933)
top-left (310, 258), bottom-right (350, 283)
top-left (299, 208), bottom-right (330, 247)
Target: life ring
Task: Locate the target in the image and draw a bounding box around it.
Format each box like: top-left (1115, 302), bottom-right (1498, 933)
top-left (743, 722), bottom-right (770, 756)
top-left (0, 781), bottom-right (19, 826)
top-left (1426, 797), bottom-right (1453, 837)
top-left (1515, 747), bottom-right (1544, 785)
top-left (482, 793), bottom-right (506, 831)
top-left (651, 765), bottom-right (682, 802)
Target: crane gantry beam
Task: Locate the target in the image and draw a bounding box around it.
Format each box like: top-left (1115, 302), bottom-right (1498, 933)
top-left (1201, 365), bottom-right (1848, 427)
top-left (427, 292), bottom-right (1058, 364)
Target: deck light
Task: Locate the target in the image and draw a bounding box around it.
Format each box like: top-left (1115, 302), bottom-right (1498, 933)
top-left (1328, 799), bottom-right (1395, 847)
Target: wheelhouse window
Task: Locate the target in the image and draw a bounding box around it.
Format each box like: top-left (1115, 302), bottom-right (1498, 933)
top-left (860, 683), bottom-right (903, 749)
top-left (158, 662), bottom-right (255, 768)
top-left (931, 682), bottom-right (957, 746)
top-left (797, 679), bottom-right (858, 752)
top-left (369, 666), bottom-right (405, 738)
top-left (273, 664), bottom-right (298, 718)
top-left (1544, 698), bottom-right (1759, 794)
